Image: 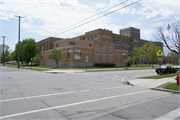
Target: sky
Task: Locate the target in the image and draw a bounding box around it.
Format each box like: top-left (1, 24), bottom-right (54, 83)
top-left (0, 0), bottom-right (179, 52)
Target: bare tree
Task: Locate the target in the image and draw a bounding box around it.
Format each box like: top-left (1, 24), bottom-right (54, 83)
top-left (154, 21), bottom-right (180, 55)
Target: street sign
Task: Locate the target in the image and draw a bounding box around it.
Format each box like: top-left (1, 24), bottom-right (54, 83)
top-left (157, 50), bottom-right (163, 56)
top-left (86, 56), bottom-right (88, 63)
top-left (158, 56), bottom-right (162, 61)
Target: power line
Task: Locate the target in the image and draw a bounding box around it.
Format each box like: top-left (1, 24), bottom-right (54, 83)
top-left (53, 0), bottom-right (141, 37)
top-left (37, 0), bottom-right (129, 41)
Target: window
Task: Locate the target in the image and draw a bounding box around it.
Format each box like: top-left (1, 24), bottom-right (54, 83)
top-left (113, 39), bottom-right (116, 44)
top-left (116, 40), bottom-right (119, 45)
top-left (128, 41), bottom-right (130, 47)
top-left (109, 48), bottom-right (113, 54)
top-left (41, 54), bottom-right (43, 60)
top-left (88, 37), bottom-right (90, 41)
top-left (116, 47), bottom-right (119, 50)
top-left (89, 44), bottom-right (92, 47)
top-left (67, 49), bottom-right (71, 60)
top-left (45, 46), bottom-right (47, 50)
top-left (103, 47), bottom-right (107, 54)
top-left (75, 49), bottom-right (81, 59)
top-left (96, 46), bottom-right (100, 53)
top-left (94, 36), bottom-right (97, 41)
top-left (125, 41), bottom-right (127, 46)
top-left (122, 41), bottom-right (124, 46)
top-left (123, 53), bottom-right (127, 61)
top-left (70, 42), bottom-right (75, 45)
top-left (102, 34), bottom-right (110, 38)
top-left (49, 54), bottom-right (51, 60)
top-left (56, 44), bottom-right (59, 47)
top-left (91, 37), bottom-right (93, 41)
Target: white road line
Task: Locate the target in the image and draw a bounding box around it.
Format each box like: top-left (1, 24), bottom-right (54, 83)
top-left (80, 90), bottom-right (91, 92)
top-left (154, 107), bottom-right (180, 120)
top-left (0, 91), bottom-right (77, 103)
top-left (0, 86), bottom-right (130, 103)
top-left (112, 76), bottom-right (117, 79)
top-left (105, 86), bottom-right (130, 89)
top-left (121, 77), bottom-right (125, 81)
top-left (0, 90), bottom-right (151, 119)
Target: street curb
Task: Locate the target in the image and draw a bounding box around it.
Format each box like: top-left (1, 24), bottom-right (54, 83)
top-left (150, 88), bottom-right (180, 94)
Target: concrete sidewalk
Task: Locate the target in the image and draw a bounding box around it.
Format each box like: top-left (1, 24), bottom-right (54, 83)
top-left (128, 77), bottom-right (180, 93)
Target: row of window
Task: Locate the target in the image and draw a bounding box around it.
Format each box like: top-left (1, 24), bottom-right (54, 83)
top-left (88, 36), bottom-right (97, 41)
top-left (113, 39), bottom-right (130, 47)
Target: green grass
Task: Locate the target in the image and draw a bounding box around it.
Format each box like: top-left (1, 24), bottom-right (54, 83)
top-left (22, 68), bottom-right (51, 71)
top-left (163, 83), bottom-right (180, 90)
top-left (137, 73), bottom-right (179, 79)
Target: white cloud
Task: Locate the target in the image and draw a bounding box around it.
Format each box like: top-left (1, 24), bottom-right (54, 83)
top-left (138, 0), bottom-right (179, 19)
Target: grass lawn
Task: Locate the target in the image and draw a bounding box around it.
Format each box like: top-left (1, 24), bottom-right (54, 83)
top-left (137, 73), bottom-right (179, 79)
top-left (163, 83), bottom-right (180, 90)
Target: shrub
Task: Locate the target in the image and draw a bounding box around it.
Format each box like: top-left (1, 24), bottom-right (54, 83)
top-left (127, 62), bottom-right (131, 67)
top-left (97, 63), bottom-right (115, 67)
top-left (95, 63), bottom-right (99, 67)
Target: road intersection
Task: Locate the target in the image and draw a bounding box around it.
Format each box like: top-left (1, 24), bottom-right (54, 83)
top-left (0, 66), bottom-right (179, 120)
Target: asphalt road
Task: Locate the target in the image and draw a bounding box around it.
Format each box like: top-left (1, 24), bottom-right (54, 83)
top-left (0, 66), bottom-right (180, 120)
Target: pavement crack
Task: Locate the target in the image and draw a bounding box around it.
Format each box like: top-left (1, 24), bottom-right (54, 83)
top-left (17, 88), bottom-right (27, 102)
top-left (40, 100), bottom-right (71, 120)
top-left (111, 113), bottom-right (128, 120)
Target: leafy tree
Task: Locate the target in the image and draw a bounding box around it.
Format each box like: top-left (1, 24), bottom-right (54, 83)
top-left (148, 43), bottom-right (160, 68)
top-left (167, 51), bottom-right (179, 57)
top-left (14, 38), bottom-right (39, 65)
top-left (0, 44), bottom-right (11, 63)
top-left (50, 49), bottom-right (65, 68)
top-left (130, 47), bottom-right (141, 66)
top-left (14, 41), bottom-right (23, 62)
top-left (139, 42), bottom-right (152, 65)
top-left (154, 21), bottom-right (179, 55)
top-left (33, 53), bottom-right (40, 63)
top-left (11, 50), bottom-right (17, 61)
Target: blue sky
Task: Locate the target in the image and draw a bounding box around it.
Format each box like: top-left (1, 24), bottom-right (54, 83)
top-left (0, 0), bottom-right (179, 52)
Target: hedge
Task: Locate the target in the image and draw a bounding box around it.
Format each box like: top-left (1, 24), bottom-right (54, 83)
top-left (94, 63), bottom-right (115, 67)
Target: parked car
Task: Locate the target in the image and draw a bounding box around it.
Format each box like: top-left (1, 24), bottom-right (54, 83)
top-left (175, 65), bottom-right (180, 70)
top-left (155, 65), bottom-right (177, 74)
top-left (175, 65), bottom-right (180, 71)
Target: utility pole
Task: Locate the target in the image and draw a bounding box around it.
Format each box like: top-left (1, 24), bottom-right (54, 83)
top-left (1, 36), bottom-right (6, 66)
top-left (15, 15), bottom-right (24, 68)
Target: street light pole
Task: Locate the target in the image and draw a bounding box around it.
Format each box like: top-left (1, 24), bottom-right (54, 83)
top-left (15, 15), bottom-right (23, 68)
top-left (1, 36), bottom-right (6, 66)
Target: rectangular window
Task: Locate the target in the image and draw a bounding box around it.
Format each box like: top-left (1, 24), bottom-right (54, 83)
top-left (70, 42), bottom-right (75, 45)
top-left (89, 44), bottom-right (92, 47)
top-left (41, 54), bottom-right (43, 60)
top-left (116, 47), bottom-right (119, 50)
top-left (125, 41), bottom-right (127, 46)
top-left (94, 36), bottom-right (97, 41)
top-left (67, 49), bottom-right (71, 60)
top-left (45, 46), bottom-right (47, 50)
top-left (75, 49), bottom-right (81, 59)
top-left (123, 53), bottom-right (127, 61)
top-left (122, 41), bottom-right (124, 46)
top-left (88, 37), bottom-right (90, 41)
top-left (49, 54), bottom-right (51, 60)
top-left (91, 37), bottom-right (93, 41)
top-left (113, 39), bottom-right (116, 44)
top-left (116, 40), bottom-right (119, 45)
top-left (56, 44), bottom-right (59, 47)
top-left (128, 41), bottom-right (130, 47)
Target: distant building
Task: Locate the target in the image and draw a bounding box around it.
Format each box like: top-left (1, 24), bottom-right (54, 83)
top-left (37, 27), bottom-right (163, 67)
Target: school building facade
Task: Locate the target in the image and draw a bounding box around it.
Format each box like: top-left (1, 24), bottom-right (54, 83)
top-left (37, 27), bottom-right (163, 67)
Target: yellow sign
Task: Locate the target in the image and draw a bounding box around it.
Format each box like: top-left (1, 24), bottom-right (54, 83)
top-left (157, 50), bottom-right (163, 56)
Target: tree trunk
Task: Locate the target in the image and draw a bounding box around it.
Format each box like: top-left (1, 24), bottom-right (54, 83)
top-left (56, 62), bottom-right (58, 68)
top-left (27, 61), bottom-right (28, 66)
